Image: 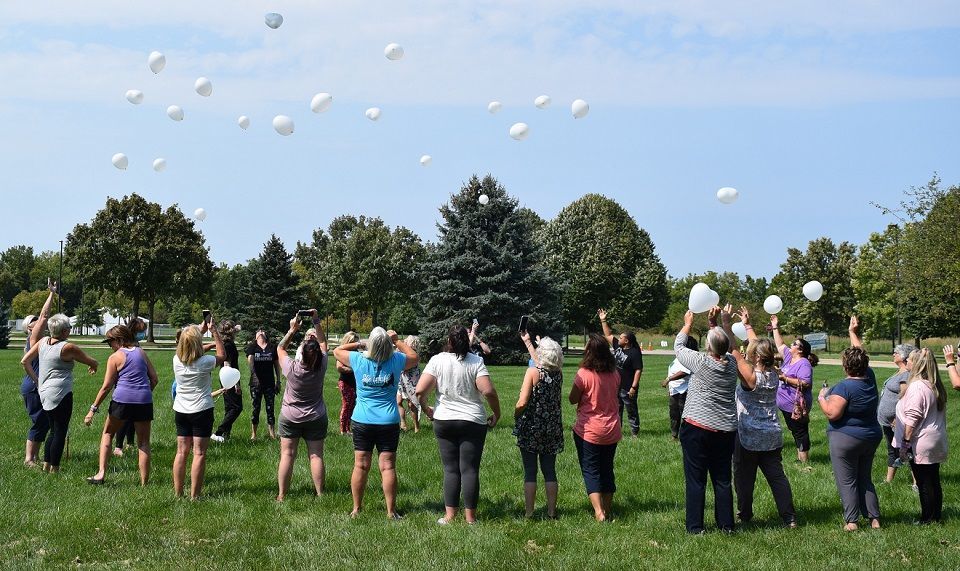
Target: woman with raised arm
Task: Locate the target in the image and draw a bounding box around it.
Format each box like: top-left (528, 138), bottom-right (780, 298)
top-left (943, 345), bottom-right (960, 391)
top-left (83, 325), bottom-right (159, 485)
top-left (20, 312), bottom-right (99, 473)
top-left (336, 332), bottom-right (360, 435)
top-left (19, 279), bottom-right (57, 467)
top-left (397, 336), bottom-right (423, 433)
top-left (598, 309), bottom-right (643, 438)
top-left (817, 316), bottom-right (881, 531)
top-left (416, 326), bottom-right (500, 524)
top-left (894, 348), bottom-right (948, 524)
top-left (770, 314), bottom-right (818, 464)
top-left (724, 307), bottom-right (796, 527)
top-left (674, 307), bottom-right (738, 534)
top-left (276, 310), bottom-right (329, 501)
top-left (515, 332), bottom-right (564, 519)
top-left (662, 336), bottom-right (697, 441)
top-left (333, 327), bottom-right (417, 519)
top-left (212, 320), bottom-right (243, 442)
top-left (172, 315), bottom-right (225, 499)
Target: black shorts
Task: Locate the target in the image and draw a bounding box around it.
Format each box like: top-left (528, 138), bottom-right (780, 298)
top-left (175, 408), bottom-right (215, 438)
top-left (109, 401), bottom-right (154, 422)
top-left (351, 421), bottom-right (400, 453)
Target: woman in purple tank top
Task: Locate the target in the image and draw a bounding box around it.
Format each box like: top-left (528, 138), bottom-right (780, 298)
top-left (83, 325), bottom-right (159, 485)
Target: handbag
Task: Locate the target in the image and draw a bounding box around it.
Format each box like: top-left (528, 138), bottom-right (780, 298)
top-left (790, 381), bottom-right (808, 421)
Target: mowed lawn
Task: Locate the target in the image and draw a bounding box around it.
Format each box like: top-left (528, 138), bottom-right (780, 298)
top-left (2, 347), bottom-right (960, 569)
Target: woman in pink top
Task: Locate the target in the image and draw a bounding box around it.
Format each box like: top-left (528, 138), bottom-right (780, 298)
top-left (894, 348), bottom-right (948, 524)
top-left (569, 333), bottom-right (622, 522)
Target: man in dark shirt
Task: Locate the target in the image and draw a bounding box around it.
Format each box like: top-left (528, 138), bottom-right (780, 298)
top-left (598, 309), bottom-right (644, 437)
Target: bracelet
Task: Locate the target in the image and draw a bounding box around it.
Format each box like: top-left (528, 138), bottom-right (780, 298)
top-left (89, 404), bottom-right (99, 413)
top-left (948, 363), bottom-right (956, 368)
top-left (744, 325), bottom-right (753, 329)
top-left (771, 327), bottom-right (779, 330)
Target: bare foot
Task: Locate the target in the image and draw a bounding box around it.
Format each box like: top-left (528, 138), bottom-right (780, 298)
top-left (870, 519), bottom-right (881, 529)
top-left (843, 523), bottom-right (858, 532)
top-left (113, 448), bottom-right (124, 457)
top-left (350, 510), bottom-right (360, 519)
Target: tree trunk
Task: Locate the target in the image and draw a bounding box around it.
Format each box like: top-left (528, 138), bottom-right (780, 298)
top-left (345, 307), bottom-right (352, 332)
top-left (914, 336), bottom-right (921, 348)
top-left (132, 296), bottom-right (140, 320)
top-left (372, 307), bottom-right (379, 328)
top-left (148, 298), bottom-right (156, 343)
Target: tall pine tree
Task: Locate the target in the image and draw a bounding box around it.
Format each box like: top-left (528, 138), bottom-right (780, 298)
top-left (243, 236), bottom-right (306, 340)
top-left (419, 174), bottom-right (564, 364)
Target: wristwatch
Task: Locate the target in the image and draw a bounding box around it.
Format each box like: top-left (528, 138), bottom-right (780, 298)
top-left (89, 404), bottom-right (99, 413)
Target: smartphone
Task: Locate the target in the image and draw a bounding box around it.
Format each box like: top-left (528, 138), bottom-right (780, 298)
top-left (473, 318), bottom-right (479, 327)
top-left (822, 381), bottom-right (829, 389)
top-left (518, 315), bottom-right (529, 333)
top-left (298, 309), bottom-right (312, 318)
top-left (202, 309), bottom-right (211, 323)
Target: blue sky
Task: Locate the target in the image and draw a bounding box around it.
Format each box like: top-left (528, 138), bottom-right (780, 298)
top-left (1, 1), bottom-right (958, 279)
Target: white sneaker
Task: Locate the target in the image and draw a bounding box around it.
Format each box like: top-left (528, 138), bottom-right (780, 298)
top-left (210, 434), bottom-right (225, 443)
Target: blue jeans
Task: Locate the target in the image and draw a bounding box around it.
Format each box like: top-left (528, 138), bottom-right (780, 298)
top-left (21, 377), bottom-right (50, 442)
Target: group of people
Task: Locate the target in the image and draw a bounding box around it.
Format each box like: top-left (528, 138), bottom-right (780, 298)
top-left (16, 292), bottom-right (958, 528)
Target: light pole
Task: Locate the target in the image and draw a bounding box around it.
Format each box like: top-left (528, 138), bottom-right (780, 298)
top-left (888, 224), bottom-right (902, 346)
top-left (58, 240), bottom-right (64, 314)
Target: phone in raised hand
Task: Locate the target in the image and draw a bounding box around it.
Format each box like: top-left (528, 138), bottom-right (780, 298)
top-left (202, 309), bottom-right (211, 323)
top-left (518, 315), bottom-right (529, 333)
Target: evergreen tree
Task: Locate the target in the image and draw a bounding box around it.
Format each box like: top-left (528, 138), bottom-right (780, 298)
top-left (0, 299), bottom-right (10, 349)
top-left (243, 236), bottom-right (306, 340)
top-left (419, 174), bottom-right (564, 364)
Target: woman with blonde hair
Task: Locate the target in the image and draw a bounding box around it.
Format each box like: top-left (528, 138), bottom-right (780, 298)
top-left (83, 325), bottom-right (159, 485)
top-left (894, 348), bottom-right (948, 524)
top-left (336, 331), bottom-right (360, 435)
top-left (172, 315), bottom-right (225, 499)
top-left (397, 335), bottom-right (422, 433)
top-left (724, 308), bottom-right (796, 527)
top-left (515, 332), bottom-right (565, 519)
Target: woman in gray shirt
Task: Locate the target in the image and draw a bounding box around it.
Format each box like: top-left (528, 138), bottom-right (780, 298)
top-left (877, 342), bottom-right (916, 484)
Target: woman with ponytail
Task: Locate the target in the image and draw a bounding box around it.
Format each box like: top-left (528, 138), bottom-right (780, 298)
top-left (770, 314), bottom-right (818, 463)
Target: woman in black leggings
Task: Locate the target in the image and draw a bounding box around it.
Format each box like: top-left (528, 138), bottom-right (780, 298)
top-left (417, 326), bottom-right (501, 524)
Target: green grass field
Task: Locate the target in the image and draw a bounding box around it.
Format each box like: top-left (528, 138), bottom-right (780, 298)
top-left (2, 348), bottom-right (959, 569)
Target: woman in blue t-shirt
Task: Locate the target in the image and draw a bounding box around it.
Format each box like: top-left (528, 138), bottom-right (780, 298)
top-left (333, 327), bottom-right (418, 520)
top-left (817, 318), bottom-right (882, 531)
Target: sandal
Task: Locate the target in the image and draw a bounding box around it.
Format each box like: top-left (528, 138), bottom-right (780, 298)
top-left (86, 476), bottom-right (105, 485)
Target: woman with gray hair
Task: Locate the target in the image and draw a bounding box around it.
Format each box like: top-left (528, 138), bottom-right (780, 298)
top-left (333, 327), bottom-right (418, 519)
top-left (20, 313), bottom-right (99, 473)
top-left (875, 334), bottom-right (916, 484)
top-left (515, 332), bottom-right (565, 519)
top-left (19, 279), bottom-right (57, 467)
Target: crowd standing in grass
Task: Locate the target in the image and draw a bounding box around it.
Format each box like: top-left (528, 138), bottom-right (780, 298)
top-left (13, 292), bottom-right (960, 530)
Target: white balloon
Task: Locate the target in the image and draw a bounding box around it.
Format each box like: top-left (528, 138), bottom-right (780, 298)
top-left (717, 187), bottom-right (739, 204)
top-left (571, 98), bottom-right (590, 119)
top-left (478, 194), bottom-right (489, 205)
top-left (688, 282), bottom-right (714, 313)
top-left (219, 366), bottom-right (241, 389)
top-left (166, 105), bottom-right (184, 121)
top-left (420, 155), bottom-right (432, 167)
top-left (148, 51), bottom-right (166, 74)
top-left (732, 322), bottom-right (748, 341)
top-left (194, 208), bottom-right (207, 221)
top-left (534, 95), bottom-right (551, 109)
top-left (264, 12), bottom-right (283, 29)
top-left (365, 107), bottom-right (381, 121)
top-left (238, 115), bottom-right (250, 130)
top-left (509, 122), bottom-right (529, 140)
top-left (272, 115), bottom-right (294, 136)
top-left (194, 77), bottom-right (213, 97)
top-left (487, 101), bottom-right (502, 114)
top-left (763, 295), bottom-right (784, 315)
top-left (384, 43), bottom-right (404, 60)
top-left (310, 93), bottom-right (333, 113)
top-left (111, 153), bottom-right (128, 170)
top-left (707, 288), bottom-right (721, 308)
top-left (152, 158), bottom-right (166, 172)
top-left (803, 280), bottom-right (824, 302)
top-left (125, 90), bottom-right (144, 105)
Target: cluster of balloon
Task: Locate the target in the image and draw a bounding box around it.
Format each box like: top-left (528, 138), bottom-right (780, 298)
top-left (219, 366), bottom-right (241, 389)
top-left (238, 115), bottom-right (250, 130)
top-left (803, 281), bottom-right (824, 302)
top-left (194, 77), bottom-right (213, 97)
top-left (478, 194), bottom-right (490, 205)
top-left (365, 107), bottom-right (382, 121)
top-left (112, 153), bottom-right (129, 170)
top-left (688, 282), bottom-right (721, 313)
top-left (194, 208), bottom-right (207, 221)
top-left (717, 187), bottom-right (739, 204)
top-left (125, 90), bottom-right (144, 105)
top-left (509, 122), bottom-right (529, 140)
top-left (311, 92), bottom-right (333, 113)
top-left (763, 295), bottom-right (783, 314)
top-left (487, 101), bottom-right (502, 114)
top-left (264, 12), bottom-right (283, 29)
top-left (534, 95), bottom-right (551, 109)
top-left (732, 321), bottom-right (749, 341)
top-left (420, 155), bottom-right (432, 167)
top-left (384, 43), bottom-right (404, 61)
top-left (273, 115), bottom-right (294, 136)
top-left (572, 99), bottom-right (590, 119)
top-left (152, 158), bottom-right (166, 172)
top-left (167, 105), bottom-right (184, 121)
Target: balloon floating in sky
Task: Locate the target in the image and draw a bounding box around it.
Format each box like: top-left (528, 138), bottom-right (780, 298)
top-left (420, 155), bottom-right (432, 167)
top-left (479, 194), bottom-right (489, 205)
top-left (732, 322), bottom-right (749, 341)
top-left (166, 105), bottom-right (184, 121)
top-left (272, 115), bottom-right (294, 136)
top-left (310, 92), bottom-right (333, 113)
top-left (148, 51), bottom-right (165, 74)
top-left (238, 115), bottom-right (250, 130)
top-left (509, 122), bottom-right (529, 140)
top-left (194, 77), bottom-right (213, 97)
top-left (194, 208), bottom-right (207, 221)
top-left (688, 282), bottom-right (719, 313)
top-left (125, 90), bottom-right (144, 105)
top-left (264, 12), bottom-right (283, 29)
top-left (487, 101), bottom-right (502, 114)
top-left (534, 95), bottom-right (551, 109)
top-left (365, 107), bottom-right (381, 121)
top-left (571, 99), bottom-right (590, 119)
top-left (152, 158), bottom-right (166, 172)
top-left (717, 187), bottom-right (739, 204)
top-left (803, 280), bottom-right (824, 302)
top-left (763, 295), bottom-right (784, 315)
top-left (384, 43), bottom-right (404, 60)
top-left (111, 153), bottom-right (128, 170)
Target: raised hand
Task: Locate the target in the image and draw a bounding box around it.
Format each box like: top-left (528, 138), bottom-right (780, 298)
top-left (289, 315), bottom-right (300, 331)
top-left (683, 310), bottom-right (695, 328)
top-left (770, 314), bottom-right (779, 329)
top-left (848, 315), bottom-right (860, 333)
top-left (943, 345), bottom-right (956, 365)
top-left (387, 329), bottom-right (399, 343)
top-left (597, 309), bottom-right (607, 321)
top-left (721, 304), bottom-right (734, 327)
top-left (739, 306), bottom-right (751, 325)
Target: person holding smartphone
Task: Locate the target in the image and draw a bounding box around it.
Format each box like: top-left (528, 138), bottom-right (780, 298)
top-left (469, 319), bottom-right (492, 359)
top-left (247, 329), bottom-right (281, 440)
top-left (598, 309), bottom-right (643, 437)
